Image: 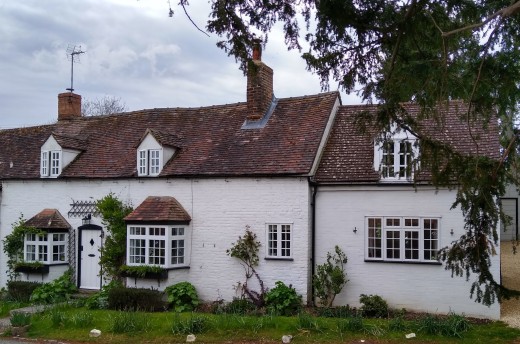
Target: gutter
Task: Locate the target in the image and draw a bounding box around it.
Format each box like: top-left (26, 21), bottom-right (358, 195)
top-left (308, 176), bottom-right (318, 306)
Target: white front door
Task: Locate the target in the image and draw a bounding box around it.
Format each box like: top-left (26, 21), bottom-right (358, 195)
top-left (80, 229), bottom-right (102, 289)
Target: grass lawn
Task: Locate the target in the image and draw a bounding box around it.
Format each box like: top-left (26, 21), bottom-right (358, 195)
top-left (6, 304), bottom-right (519, 344)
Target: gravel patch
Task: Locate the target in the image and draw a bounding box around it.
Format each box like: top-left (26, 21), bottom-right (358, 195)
top-left (501, 241), bottom-right (520, 328)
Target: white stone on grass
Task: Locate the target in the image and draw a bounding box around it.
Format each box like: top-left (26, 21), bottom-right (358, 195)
top-left (89, 329), bottom-right (101, 337)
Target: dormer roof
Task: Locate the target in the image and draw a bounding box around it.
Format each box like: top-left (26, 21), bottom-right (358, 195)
top-left (51, 133), bottom-right (87, 151)
top-left (136, 129), bottom-right (184, 149)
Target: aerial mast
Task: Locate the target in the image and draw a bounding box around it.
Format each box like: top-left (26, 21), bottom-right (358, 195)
top-left (65, 45), bottom-right (85, 92)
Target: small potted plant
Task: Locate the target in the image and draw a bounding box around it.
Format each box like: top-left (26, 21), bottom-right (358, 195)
top-left (10, 311), bottom-right (31, 336)
top-left (14, 261), bottom-right (49, 274)
top-left (120, 265), bottom-right (168, 280)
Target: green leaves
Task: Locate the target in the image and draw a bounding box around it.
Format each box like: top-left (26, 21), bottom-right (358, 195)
top-left (165, 281), bottom-right (200, 312)
top-left (313, 246), bottom-right (348, 307)
top-left (96, 193), bottom-right (133, 281)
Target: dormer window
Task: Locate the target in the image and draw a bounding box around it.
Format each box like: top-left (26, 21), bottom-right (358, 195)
top-left (374, 127), bottom-right (418, 182)
top-left (136, 129), bottom-right (179, 177)
top-left (380, 139), bottom-right (415, 180)
top-left (41, 150), bottom-right (61, 177)
top-left (138, 149), bottom-right (162, 176)
top-left (40, 134), bottom-right (84, 178)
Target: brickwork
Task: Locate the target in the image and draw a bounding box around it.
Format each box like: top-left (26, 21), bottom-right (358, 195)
top-left (58, 92), bottom-right (81, 120)
top-left (247, 60), bottom-right (273, 121)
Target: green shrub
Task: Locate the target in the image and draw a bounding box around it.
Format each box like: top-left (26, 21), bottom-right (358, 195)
top-left (388, 314), bottom-right (407, 332)
top-left (359, 294), bottom-right (388, 318)
top-left (7, 281), bottom-right (42, 302)
top-left (10, 312), bottom-right (31, 326)
top-left (220, 298), bottom-right (257, 315)
top-left (171, 314), bottom-right (209, 334)
top-left (109, 311), bottom-right (152, 334)
top-left (85, 280), bottom-right (123, 309)
top-left (107, 287), bottom-right (166, 311)
top-left (265, 281), bottom-right (302, 316)
top-left (313, 246), bottom-right (348, 307)
top-left (165, 281), bottom-right (199, 312)
top-left (31, 270), bottom-right (77, 304)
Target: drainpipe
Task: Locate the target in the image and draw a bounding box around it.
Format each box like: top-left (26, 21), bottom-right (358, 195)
top-left (309, 177), bottom-right (318, 306)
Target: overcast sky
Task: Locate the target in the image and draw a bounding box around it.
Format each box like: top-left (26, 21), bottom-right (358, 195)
top-left (0, 0), bottom-right (361, 129)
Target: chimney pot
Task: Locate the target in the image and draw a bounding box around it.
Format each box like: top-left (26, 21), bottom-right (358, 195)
top-left (58, 92), bottom-right (82, 120)
top-left (252, 40), bottom-right (262, 61)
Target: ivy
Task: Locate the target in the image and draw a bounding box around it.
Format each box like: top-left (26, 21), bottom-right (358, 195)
top-left (96, 193), bottom-right (133, 282)
top-left (2, 215), bottom-right (44, 281)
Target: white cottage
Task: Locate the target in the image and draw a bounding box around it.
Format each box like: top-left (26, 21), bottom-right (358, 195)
top-left (313, 104), bottom-right (502, 319)
top-left (0, 48), bottom-right (502, 319)
top-left (0, 46), bottom-right (340, 303)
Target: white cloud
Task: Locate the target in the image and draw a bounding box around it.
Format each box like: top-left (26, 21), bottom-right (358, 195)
top-left (0, 0), bottom-right (361, 129)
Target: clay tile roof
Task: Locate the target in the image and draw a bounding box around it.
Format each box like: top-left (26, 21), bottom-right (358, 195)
top-left (0, 92), bottom-right (339, 179)
top-left (52, 133), bottom-right (87, 151)
top-left (315, 101), bottom-right (501, 183)
top-left (125, 196), bottom-right (191, 223)
top-left (147, 129), bottom-right (184, 148)
top-left (25, 209), bottom-right (71, 230)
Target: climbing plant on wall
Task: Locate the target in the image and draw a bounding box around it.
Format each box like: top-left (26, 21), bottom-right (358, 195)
top-left (96, 193), bottom-right (133, 282)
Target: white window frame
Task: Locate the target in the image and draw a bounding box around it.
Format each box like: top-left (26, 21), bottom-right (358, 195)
top-left (40, 150), bottom-right (62, 177)
top-left (365, 216), bottom-right (440, 263)
top-left (127, 225), bottom-right (189, 268)
top-left (24, 232), bottom-right (68, 264)
top-left (266, 223), bottom-right (293, 259)
top-left (137, 149), bottom-right (162, 176)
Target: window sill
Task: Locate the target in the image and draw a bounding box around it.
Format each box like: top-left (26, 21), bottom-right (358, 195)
top-left (166, 266), bottom-right (190, 271)
top-left (364, 259), bottom-right (442, 265)
top-left (264, 257), bottom-right (294, 261)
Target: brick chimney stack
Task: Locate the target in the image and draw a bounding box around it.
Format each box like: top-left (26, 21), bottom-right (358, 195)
top-left (246, 41), bottom-right (273, 121)
top-left (58, 92), bottom-right (82, 121)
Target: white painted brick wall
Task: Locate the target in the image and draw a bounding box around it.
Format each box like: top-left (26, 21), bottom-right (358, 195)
top-left (315, 185), bottom-right (500, 319)
top-left (0, 177), bottom-right (311, 303)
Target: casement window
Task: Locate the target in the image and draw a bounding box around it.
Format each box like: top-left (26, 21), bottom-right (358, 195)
top-left (24, 233), bottom-right (68, 264)
top-left (127, 225), bottom-right (188, 267)
top-left (266, 223), bottom-right (292, 258)
top-left (365, 217), bottom-right (439, 263)
top-left (378, 139), bottom-right (416, 180)
top-left (137, 149), bottom-right (162, 176)
top-left (40, 150), bottom-right (62, 177)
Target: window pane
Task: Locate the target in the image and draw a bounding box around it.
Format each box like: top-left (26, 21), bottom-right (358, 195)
top-left (129, 239), bottom-right (146, 264)
top-left (281, 225), bottom-right (291, 257)
top-left (386, 230), bottom-right (400, 259)
top-left (150, 150), bottom-right (160, 174)
top-left (268, 225), bottom-right (278, 256)
top-left (171, 239), bottom-right (185, 265)
top-left (25, 245), bottom-right (36, 261)
top-left (424, 219), bottom-right (439, 260)
top-left (148, 239), bottom-right (165, 265)
top-left (52, 244), bottom-right (66, 262)
top-left (404, 231), bottom-right (419, 260)
top-left (367, 218), bottom-right (382, 258)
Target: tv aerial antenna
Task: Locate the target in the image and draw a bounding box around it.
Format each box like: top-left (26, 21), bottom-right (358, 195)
top-left (65, 45), bottom-right (85, 92)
